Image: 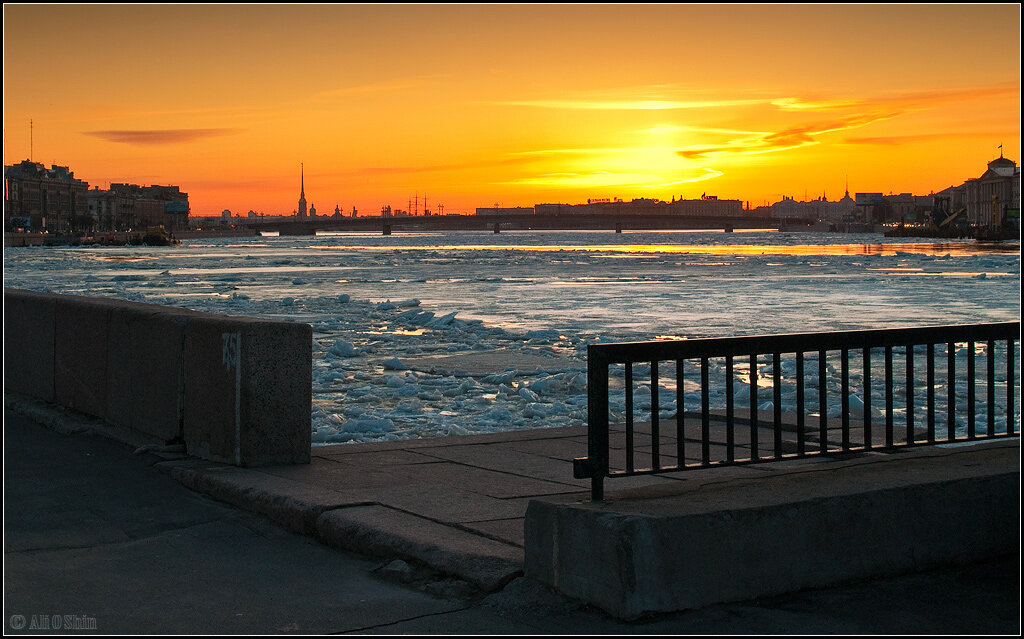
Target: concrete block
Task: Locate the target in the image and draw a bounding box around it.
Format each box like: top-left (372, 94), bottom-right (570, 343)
top-left (54, 295), bottom-right (112, 418)
top-left (524, 443), bottom-right (1021, 620)
top-left (106, 306), bottom-right (190, 443)
top-left (3, 289), bottom-right (59, 401)
top-left (183, 315), bottom-right (311, 466)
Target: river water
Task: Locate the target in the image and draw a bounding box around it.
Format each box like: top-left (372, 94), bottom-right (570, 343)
top-left (4, 230), bottom-right (1020, 442)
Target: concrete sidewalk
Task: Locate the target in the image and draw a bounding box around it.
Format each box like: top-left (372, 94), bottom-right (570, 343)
top-left (4, 398), bottom-right (1021, 634)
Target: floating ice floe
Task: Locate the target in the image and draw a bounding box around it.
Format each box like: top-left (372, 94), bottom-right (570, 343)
top-left (427, 311), bottom-right (459, 328)
top-left (524, 329), bottom-right (560, 341)
top-left (345, 416), bottom-right (396, 433)
top-left (518, 386), bottom-right (540, 402)
top-left (327, 340), bottom-right (360, 358)
top-left (483, 370), bottom-right (517, 384)
top-left (376, 298), bottom-right (421, 310)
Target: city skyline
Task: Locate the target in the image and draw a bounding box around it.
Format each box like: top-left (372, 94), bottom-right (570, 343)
top-left (3, 4), bottom-right (1021, 217)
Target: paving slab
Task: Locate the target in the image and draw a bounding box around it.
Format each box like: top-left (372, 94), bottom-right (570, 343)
top-left (247, 455), bottom-right (446, 491)
top-left (412, 442), bottom-right (588, 487)
top-left (316, 505), bottom-right (523, 592)
top-left (502, 435), bottom-right (593, 460)
top-left (358, 484), bottom-right (529, 524)
top-left (159, 458), bottom-right (373, 535)
top-left (459, 518), bottom-right (528, 547)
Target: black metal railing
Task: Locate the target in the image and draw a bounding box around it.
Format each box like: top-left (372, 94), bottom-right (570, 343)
top-left (574, 322), bottom-right (1020, 500)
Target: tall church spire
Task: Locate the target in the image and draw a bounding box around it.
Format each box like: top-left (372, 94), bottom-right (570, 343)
top-left (298, 163), bottom-right (307, 218)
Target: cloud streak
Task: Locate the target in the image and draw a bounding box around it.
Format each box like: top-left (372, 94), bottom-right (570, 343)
top-left (495, 98), bottom-right (765, 111)
top-left (313, 74), bottom-right (450, 100)
top-left (844, 132), bottom-right (1002, 146)
top-left (84, 128), bottom-right (240, 145)
top-left (646, 168), bottom-right (724, 188)
top-left (493, 82), bottom-right (1017, 117)
top-left (320, 154), bottom-right (540, 178)
top-left (677, 112), bottom-right (901, 159)
top-left (496, 166), bottom-right (725, 189)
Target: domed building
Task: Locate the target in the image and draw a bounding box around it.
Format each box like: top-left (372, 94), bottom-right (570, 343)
top-left (959, 153), bottom-right (1020, 228)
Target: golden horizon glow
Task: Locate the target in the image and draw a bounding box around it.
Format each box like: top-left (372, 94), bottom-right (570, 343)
top-left (3, 4), bottom-right (1020, 216)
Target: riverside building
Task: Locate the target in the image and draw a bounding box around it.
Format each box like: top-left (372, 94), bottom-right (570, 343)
top-left (5, 158), bottom-right (189, 232)
top-left (4, 159), bottom-right (90, 232)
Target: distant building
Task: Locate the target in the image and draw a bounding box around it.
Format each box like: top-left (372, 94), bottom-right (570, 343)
top-left (768, 190), bottom-right (858, 223)
top-left (852, 192), bottom-right (938, 224)
top-left (667, 196), bottom-right (745, 218)
top-left (932, 154), bottom-right (1020, 229)
top-left (87, 186), bottom-right (131, 231)
top-left (475, 206), bottom-right (534, 216)
top-left (141, 184), bottom-right (190, 231)
top-left (533, 197), bottom-right (745, 218)
top-left (4, 159), bottom-right (90, 231)
top-left (297, 163), bottom-right (307, 218)
top-left (87, 183), bottom-right (190, 231)
top-left (960, 155), bottom-right (1020, 227)
top-left (5, 158), bottom-right (187, 232)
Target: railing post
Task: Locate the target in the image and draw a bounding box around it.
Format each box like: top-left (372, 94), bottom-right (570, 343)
top-left (580, 323), bottom-right (1018, 496)
top-left (587, 346), bottom-right (610, 501)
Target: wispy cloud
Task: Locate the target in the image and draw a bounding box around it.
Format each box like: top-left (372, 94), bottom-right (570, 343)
top-left (771, 97), bottom-right (861, 111)
top-left (321, 155), bottom-right (538, 178)
top-left (496, 166), bottom-right (724, 189)
top-left (312, 74), bottom-right (450, 100)
top-left (633, 124), bottom-right (769, 137)
top-left (677, 113), bottom-right (901, 159)
top-left (496, 171), bottom-right (657, 187)
top-left (646, 168), bottom-right (724, 188)
top-left (771, 83), bottom-right (1018, 112)
top-left (509, 146), bottom-right (676, 157)
top-left (84, 128), bottom-right (240, 145)
top-left (493, 82), bottom-right (1017, 117)
top-left (844, 132), bottom-right (1002, 145)
top-left (881, 83), bottom-right (1019, 107)
top-left (495, 98), bottom-right (765, 111)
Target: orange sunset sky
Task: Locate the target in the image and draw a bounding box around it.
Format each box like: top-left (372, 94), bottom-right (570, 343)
top-left (3, 4), bottom-right (1021, 217)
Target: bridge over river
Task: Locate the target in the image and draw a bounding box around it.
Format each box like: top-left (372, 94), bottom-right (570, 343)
top-left (244, 213), bottom-right (780, 235)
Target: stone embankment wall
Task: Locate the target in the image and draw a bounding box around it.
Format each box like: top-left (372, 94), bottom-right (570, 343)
top-left (4, 288), bottom-right (311, 466)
